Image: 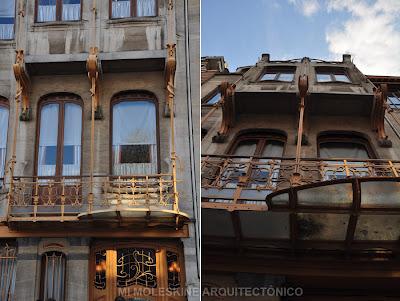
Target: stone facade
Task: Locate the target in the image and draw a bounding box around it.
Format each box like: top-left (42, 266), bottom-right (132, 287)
top-left (0, 1), bottom-right (199, 300)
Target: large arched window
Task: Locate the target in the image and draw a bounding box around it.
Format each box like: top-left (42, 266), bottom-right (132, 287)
top-left (37, 95), bottom-right (82, 177)
top-left (40, 251), bottom-right (66, 301)
top-left (112, 93), bottom-right (158, 175)
top-left (0, 98), bottom-right (9, 179)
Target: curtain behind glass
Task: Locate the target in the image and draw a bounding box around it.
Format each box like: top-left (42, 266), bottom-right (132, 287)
top-left (38, 0), bottom-right (56, 22)
top-left (0, 256), bottom-right (16, 300)
top-left (42, 252), bottom-right (65, 301)
top-left (0, 107), bottom-right (9, 178)
top-left (62, 0), bottom-right (81, 21)
top-left (319, 142), bottom-right (370, 159)
top-left (38, 104), bottom-right (59, 176)
top-left (62, 103), bottom-right (82, 176)
top-left (112, 0), bottom-right (130, 18)
top-left (0, 0), bottom-right (15, 40)
top-left (137, 0), bottom-right (156, 16)
top-left (113, 101), bottom-right (157, 175)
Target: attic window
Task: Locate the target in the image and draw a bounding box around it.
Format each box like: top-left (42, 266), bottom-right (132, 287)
top-left (387, 94), bottom-right (400, 110)
top-left (260, 69), bottom-right (295, 82)
top-left (316, 69), bottom-right (352, 83)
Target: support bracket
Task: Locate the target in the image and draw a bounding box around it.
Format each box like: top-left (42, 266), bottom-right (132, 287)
top-left (212, 82), bottom-right (235, 143)
top-left (13, 50), bottom-right (31, 121)
top-left (86, 47), bottom-right (103, 120)
top-left (372, 84), bottom-right (392, 147)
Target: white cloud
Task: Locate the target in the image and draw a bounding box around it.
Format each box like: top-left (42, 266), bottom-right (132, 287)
top-left (326, 0), bottom-right (400, 75)
top-left (289, 0), bottom-right (320, 17)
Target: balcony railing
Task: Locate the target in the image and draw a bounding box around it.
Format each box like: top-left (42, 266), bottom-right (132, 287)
top-left (7, 174), bottom-right (181, 221)
top-left (202, 155), bottom-right (400, 195)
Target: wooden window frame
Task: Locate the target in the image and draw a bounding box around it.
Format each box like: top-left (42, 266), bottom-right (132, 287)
top-left (0, 0), bottom-right (16, 40)
top-left (202, 86), bottom-right (221, 106)
top-left (35, 0), bottom-right (82, 23)
top-left (109, 0), bottom-right (159, 19)
top-left (315, 67), bottom-right (352, 84)
top-left (258, 68), bottom-right (296, 83)
top-left (110, 91), bottom-right (161, 175)
top-left (317, 133), bottom-right (377, 159)
top-left (34, 93), bottom-right (84, 178)
top-left (227, 131), bottom-right (287, 157)
top-left (0, 97), bottom-right (9, 181)
top-left (89, 241), bottom-right (185, 301)
top-left (39, 251), bottom-right (67, 301)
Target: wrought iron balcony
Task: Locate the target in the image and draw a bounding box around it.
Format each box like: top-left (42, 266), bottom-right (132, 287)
top-left (202, 155), bottom-right (400, 206)
top-left (6, 174), bottom-right (188, 224)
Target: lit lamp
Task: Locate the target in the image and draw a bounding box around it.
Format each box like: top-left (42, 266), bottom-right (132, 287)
top-left (168, 261), bottom-right (180, 273)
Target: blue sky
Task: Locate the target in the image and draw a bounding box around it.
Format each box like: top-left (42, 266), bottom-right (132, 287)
top-left (201, 0), bottom-right (400, 75)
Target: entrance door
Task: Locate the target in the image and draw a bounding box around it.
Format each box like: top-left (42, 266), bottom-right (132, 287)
top-left (91, 243), bottom-right (185, 301)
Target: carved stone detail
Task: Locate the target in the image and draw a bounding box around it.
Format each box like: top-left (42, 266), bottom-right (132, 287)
top-left (372, 84), bottom-right (392, 147)
top-left (212, 82), bottom-right (235, 143)
top-left (86, 47), bottom-right (103, 119)
top-left (13, 50), bottom-right (31, 121)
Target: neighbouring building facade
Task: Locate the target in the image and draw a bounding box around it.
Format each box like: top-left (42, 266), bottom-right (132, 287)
top-left (0, 0), bottom-right (200, 300)
top-left (201, 54), bottom-right (400, 300)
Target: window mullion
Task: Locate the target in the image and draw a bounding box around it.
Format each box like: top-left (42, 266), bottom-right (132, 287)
top-left (132, 0), bottom-right (136, 17)
top-left (56, 102), bottom-right (64, 177)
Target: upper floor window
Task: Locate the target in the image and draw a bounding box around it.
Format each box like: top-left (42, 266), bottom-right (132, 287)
top-left (111, 0), bottom-right (157, 19)
top-left (259, 69), bottom-right (295, 82)
top-left (0, 99), bottom-right (9, 179)
top-left (388, 93), bottom-right (400, 110)
top-left (112, 94), bottom-right (158, 175)
top-left (37, 0), bottom-right (81, 22)
top-left (203, 88), bottom-right (221, 105)
top-left (40, 251), bottom-right (66, 301)
top-left (316, 71), bottom-right (351, 83)
top-left (0, 0), bottom-right (15, 40)
top-left (318, 135), bottom-right (373, 159)
top-left (37, 96), bottom-right (82, 177)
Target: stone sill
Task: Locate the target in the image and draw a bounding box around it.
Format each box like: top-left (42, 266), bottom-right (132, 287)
top-left (106, 16), bottom-right (163, 27)
top-left (30, 20), bottom-right (87, 31)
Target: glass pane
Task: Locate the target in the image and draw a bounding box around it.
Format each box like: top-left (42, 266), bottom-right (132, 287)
top-left (0, 106), bottom-right (9, 178)
top-left (0, 245), bottom-right (16, 300)
top-left (38, 104), bottom-right (59, 176)
top-left (262, 140), bottom-right (284, 157)
top-left (62, 0), bottom-right (81, 21)
top-left (166, 251), bottom-right (181, 291)
top-left (206, 92), bottom-right (221, 105)
top-left (112, 100), bottom-right (157, 175)
top-left (94, 250), bottom-right (106, 290)
top-left (278, 73), bottom-right (294, 82)
top-left (38, 0), bottom-right (56, 22)
top-left (112, 0), bottom-right (131, 19)
top-left (0, 0), bottom-right (15, 40)
top-left (388, 95), bottom-right (400, 109)
top-left (120, 145), bottom-right (151, 163)
top-left (297, 213), bottom-right (349, 240)
top-left (334, 74), bottom-right (351, 83)
top-left (316, 73), bottom-right (332, 82)
top-left (137, 0), bottom-right (156, 17)
top-left (260, 73), bottom-right (276, 81)
top-left (42, 252), bottom-right (65, 301)
top-left (116, 248), bottom-right (157, 288)
top-left (63, 103), bottom-right (81, 176)
top-left (319, 142), bottom-right (370, 159)
top-left (239, 211), bottom-right (290, 239)
top-left (233, 140), bottom-right (257, 156)
top-left (297, 183), bottom-right (353, 207)
top-left (355, 215), bottom-right (400, 240)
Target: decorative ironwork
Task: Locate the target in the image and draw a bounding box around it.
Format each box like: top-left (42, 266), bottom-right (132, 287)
top-left (94, 250), bottom-right (106, 290)
top-left (0, 244), bottom-right (16, 301)
top-left (202, 155), bottom-right (400, 197)
top-left (116, 248), bottom-right (157, 288)
top-left (7, 174), bottom-right (180, 221)
top-left (166, 251), bottom-right (181, 291)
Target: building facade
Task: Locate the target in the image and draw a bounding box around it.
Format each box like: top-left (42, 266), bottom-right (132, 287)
top-left (0, 0), bottom-right (200, 300)
top-left (201, 54), bottom-right (400, 300)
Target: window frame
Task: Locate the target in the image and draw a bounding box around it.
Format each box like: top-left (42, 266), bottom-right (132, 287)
top-left (0, 0), bottom-right (16, 40)
top-left (35, 94), bottom-right (84, 178)
top-left (110, 91), bottom-right (161, 175)
top-left (202, 86), bottom-right (221, 106)
top-left (387, 93), bottom-right (400, 110)
top-left (317, 133), bottom-right (377, 159)
top-left (0, 97), bottom-right (9, 180)
top-left (315, 68), bottom-right (352, 84)
top-left (227, 131), bottom-right (287, 157)
top-left (39, 251), bottom-right (67, 301)
top-left (258, 68), bottom-right (296, 83)
top-left (35, 0), bottom-right (82, 23)
top-left (109, 0), bottom-right (159, 19)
